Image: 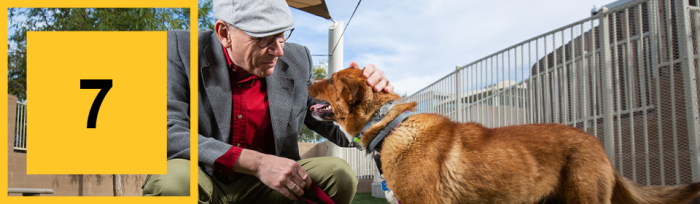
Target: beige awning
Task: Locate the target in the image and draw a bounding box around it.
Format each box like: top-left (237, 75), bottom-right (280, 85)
top-left (287, 0), bottom-right (332, 20)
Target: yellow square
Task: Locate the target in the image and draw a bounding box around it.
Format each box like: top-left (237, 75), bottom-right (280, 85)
top-left (26, 32), bottom-right (166, 174)
top-left (3, 1), bottom-right (199, 203)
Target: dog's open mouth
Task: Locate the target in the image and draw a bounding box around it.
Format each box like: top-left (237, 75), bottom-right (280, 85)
top-left (310, 103), bottom-right (335, 121)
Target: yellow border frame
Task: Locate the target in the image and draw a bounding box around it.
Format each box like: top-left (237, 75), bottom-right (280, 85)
top-left (1, 1), bottom-right (198, 203)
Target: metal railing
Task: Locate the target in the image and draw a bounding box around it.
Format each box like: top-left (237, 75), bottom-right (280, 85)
top-left (328, 142), bottom-right (377, 180)
top-left (14, 101), bottom-right (27, 151)
top-left (404, 0), bottom-right (700, 185)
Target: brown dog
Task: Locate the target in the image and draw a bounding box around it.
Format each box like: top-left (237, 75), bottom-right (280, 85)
top-left (308, 67), bottom-right (700, 204)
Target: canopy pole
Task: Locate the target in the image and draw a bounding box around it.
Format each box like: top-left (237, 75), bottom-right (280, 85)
top-left (328, 21), bottom-right (344, 76)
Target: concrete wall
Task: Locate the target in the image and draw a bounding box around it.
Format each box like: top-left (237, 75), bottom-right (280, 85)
top-left (7, 94), bottom-right (146, 196)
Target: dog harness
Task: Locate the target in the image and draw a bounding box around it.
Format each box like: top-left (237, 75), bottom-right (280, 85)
top-left (354, 100), bottom-right (397, 149)
top-left (366, 110), bottom-right (414, 153)
top-left (358, 101), bottom-right (414, 204)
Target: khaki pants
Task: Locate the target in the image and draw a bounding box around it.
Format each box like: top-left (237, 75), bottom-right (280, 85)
top-left (143, 157), bottom-right (358, 204)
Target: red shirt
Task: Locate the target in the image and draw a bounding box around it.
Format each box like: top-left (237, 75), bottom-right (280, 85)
top-left (214, 46), bottom-right (275, 174)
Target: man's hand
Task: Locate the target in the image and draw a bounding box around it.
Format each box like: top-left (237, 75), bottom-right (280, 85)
top-left (350, 61), bottom-right (394, 93)
top-left (255, 153), bottom-right (312, 200)
top-left (235, 149), bottom-right (312, 201)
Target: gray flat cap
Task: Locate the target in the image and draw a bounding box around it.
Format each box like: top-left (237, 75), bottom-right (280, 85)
top-left (214, 0), bottom-right (295, 38)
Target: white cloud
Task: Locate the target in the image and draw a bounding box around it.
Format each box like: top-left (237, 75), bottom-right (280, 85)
top-left (290, 0), bottom-right (616, 95)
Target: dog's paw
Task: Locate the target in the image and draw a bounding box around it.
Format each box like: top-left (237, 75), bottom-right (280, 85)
top-left (385, 190), bottom-right (399, 204)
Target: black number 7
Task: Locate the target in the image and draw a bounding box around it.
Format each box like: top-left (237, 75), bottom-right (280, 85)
top-left (80, 79), bottom-right (112, 128)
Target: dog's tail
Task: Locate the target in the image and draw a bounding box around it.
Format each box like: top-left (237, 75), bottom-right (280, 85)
top-left (611, 170), bottom-right (700, 204)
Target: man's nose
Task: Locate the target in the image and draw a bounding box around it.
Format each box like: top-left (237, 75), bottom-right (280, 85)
top-left (267, 41), bottom-right (284, 57)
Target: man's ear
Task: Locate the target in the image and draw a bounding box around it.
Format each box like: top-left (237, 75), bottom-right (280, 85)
top-left (214, 20), bottom-right (232, 48)
top-left (340, 76), bottom-right (365, 106)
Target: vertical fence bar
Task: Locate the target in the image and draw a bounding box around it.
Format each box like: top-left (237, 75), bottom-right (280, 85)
top-left (497, 54), bottom-right (502, 127)
top-left (644, 32), bottom-right (653, 186)
top-left (636, 3), bottom-right (649, 184)
top-left (612, 9), bottom-right (625, 174)
top-left (649, 0), bottom-right (666, 185)
top-left (452, 73), bottom-right (455, 119)
top-left (583, 21), bottom-right (590, 133)
top-left (556, 31), bottom-right (564, 123)
top-left (600, 10), bottom-right (618, 165)
top-left (518, 42), bottom-right (531, 124)
top-left (538, 38), bottom-right (543, 124)
top-left (531, 41), bottom-right (536, 124)
top-left (484, 59), bottom-right (488, 125)
top-left (509, 50), bottom-right (514, 126)
top-left (506, 52), bottom-right (511, 125)
top-left (572, 24), bottom-right (579, 127)
top-left (624, 7), bottom-right (638, 181)
top-left (457, 67), bottom-right (462, 123)
top-left (674, 0), bottom-right (700, 183)
top-left (23, 103), bottom-right (27, 149)
top-left (21, 103), bottom-right (25, 149)
top-left (494, 55), bottom-right (498, 127)
top-left (640, 3), bottom-right (652, 184)
top-left (514, 48), bottom-right (519, 124)
top-left (446, 75), bottom-right (449, 117)
top-left (562, 29), bottom-right (569, 125)
top-left (14, 103), bottom-right (20, 148)
top-left (477, 60), bottom-right (486, 125)
top-left (540, 35), bottom-right (552, 123)
top-left (555, 33), bottom-right (560, 124)
top-left (443, 79), bottom-right (447, 115)
top-left (467, 66), bottom-right (471, 122)
top-left (662, 0), bottom-right (680, 185)
top-left (434, 84), bottom-right (438, 114)
top-left (593, 18), bottom-right (600, 138)
top-left (17, 103), bottom-right (21, 149)
top-left (441, 80), bottom-right (445, 115)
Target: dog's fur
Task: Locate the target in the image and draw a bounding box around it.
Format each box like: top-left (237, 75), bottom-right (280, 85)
top-left (308, 67), bottom-right (700, 204)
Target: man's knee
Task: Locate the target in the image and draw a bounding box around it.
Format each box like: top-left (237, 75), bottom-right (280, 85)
top-left (311, 157), bottom-right (358, 204)
top-left (324, 157), bottom-right (358, 187)
top-left (143, 159), bottom-right (190, 196)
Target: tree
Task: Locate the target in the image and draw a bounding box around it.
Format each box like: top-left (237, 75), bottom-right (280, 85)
top-left (312, 60), bottom-right (328, 79)
top-left (199, 0), bottom-right (215, 31)
top-left (7, 8), bottom-right (192, 196)
top-left (298, 60), bottom-right (328, 143)
top-left (8, 8), bottom-right (191, 102)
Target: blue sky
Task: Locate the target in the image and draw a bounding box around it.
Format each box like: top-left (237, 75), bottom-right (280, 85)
top-left (8, 1), bottom-right (617, 95)
top-left (286, 0), bottom-right (616, 95)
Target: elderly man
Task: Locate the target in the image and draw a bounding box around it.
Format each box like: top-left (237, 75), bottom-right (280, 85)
top-left (142, 0), bottom-right (393, 203)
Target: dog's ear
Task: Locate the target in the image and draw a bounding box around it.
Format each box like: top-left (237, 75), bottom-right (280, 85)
top-left (340, 76), bottom-right (365, 106)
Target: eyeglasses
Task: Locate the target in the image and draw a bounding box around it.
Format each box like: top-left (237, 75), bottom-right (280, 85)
top-left (257, 29), bottom-right (294, 48)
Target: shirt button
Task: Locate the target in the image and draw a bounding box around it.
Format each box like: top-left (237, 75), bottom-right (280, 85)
top-left (237, 114), bottom-right (243, 119)
top-left (236, 143), bottom-right (241, 147)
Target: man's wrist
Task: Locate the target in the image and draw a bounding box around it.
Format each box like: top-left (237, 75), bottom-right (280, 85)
top-left (235, 149), bottom-right (263, 176)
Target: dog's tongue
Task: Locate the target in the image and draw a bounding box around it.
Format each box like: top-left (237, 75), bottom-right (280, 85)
top-left (310, 104), bottom-right (329, 111)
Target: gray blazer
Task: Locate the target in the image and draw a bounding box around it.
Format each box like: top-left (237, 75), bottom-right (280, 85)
top-left (166, 30), bottom-right (352, 177)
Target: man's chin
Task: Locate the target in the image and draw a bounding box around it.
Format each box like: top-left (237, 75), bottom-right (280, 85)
top-left (253, 67), bottom-right (275, 77)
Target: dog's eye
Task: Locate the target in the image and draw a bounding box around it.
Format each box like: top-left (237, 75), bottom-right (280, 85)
top-left (330, 78), bottom-right (334, 85)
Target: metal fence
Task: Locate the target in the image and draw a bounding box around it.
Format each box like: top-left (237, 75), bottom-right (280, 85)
top-left (404, 0), bottom-right (700, 186)
top-left (328, 142), bottom-right (377, 180)
top-left (14, 101), bottom-right (27, 151)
